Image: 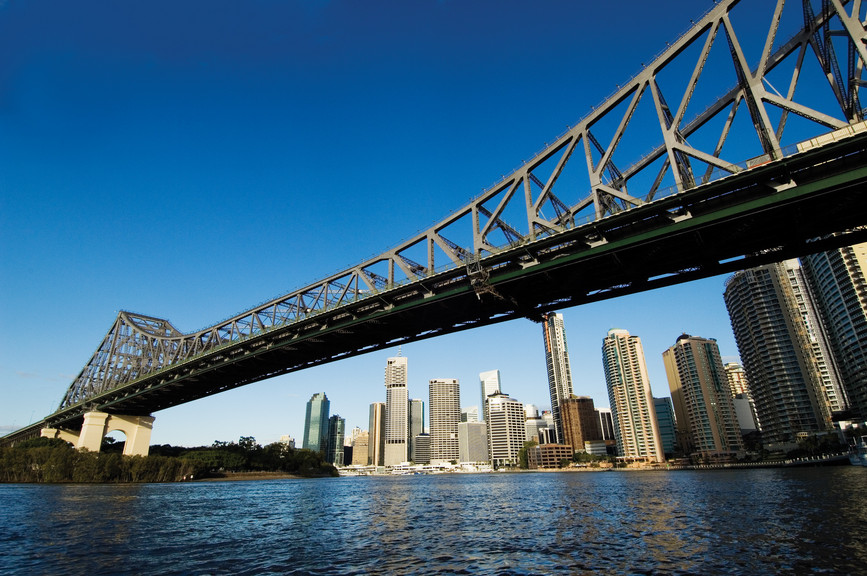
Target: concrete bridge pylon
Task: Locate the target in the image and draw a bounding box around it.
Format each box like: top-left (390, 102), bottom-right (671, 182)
top-left (41, 411), bottom-right (155, 456)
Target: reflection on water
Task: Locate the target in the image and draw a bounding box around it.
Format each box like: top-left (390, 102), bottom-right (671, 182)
top-left (1, 468), bottom-right (866, 575)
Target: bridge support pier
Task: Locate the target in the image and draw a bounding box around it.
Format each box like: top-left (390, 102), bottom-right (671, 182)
top-left (41, 411), bottom-right (155, 457)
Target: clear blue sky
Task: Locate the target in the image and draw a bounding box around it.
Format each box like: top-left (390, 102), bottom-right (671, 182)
top-left (0, 1), bottom-right (831, 447)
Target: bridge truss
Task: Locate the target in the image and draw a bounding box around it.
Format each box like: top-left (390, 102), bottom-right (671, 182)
top-left (20, 0), bottom-right (867, 436)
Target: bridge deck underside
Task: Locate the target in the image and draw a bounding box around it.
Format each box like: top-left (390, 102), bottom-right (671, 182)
top-left (29, 134), bottom-right (867, 435)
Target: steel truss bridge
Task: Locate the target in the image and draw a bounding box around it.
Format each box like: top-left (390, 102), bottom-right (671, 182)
top-left (6, 0), bottom-right (867, 444)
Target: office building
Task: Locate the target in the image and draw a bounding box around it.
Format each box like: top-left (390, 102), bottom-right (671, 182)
top-left (527, 444), bottom-right (574, 469)
top-left (412, 433), bottom-right (431, 464)
top-left (653, 397), bottom-right (677, 458)
top-left (732, 396), bottom-right (759, 433)
top-left (663, 335), bottom-right (744, 459)
top-left (538, 427), bottom-right (558, 444)
top-left (384, 356), bottom-right (409, 465)
top-left (542, 410), bottom-right (555, 430)
top-left (597, 408), bottom-right (615, 441)
top-left (542, 313), bottom-right (575, 443)
top-left (602, 329), bottom-right (665, 462)
top-left (409, 398), bottom-right (425, 458)
top-left (724, 263), bottom-right (832, 443)
top-left (346, 426), bottom-right (363, 447)
top-left (429, 379), bottom-right (460, 463)
top-left (584, 440), bottom-right (608, 456)
top-left (461, 406), bottom-right (479, 423)
top-left (525, 414), bottom-right (548, 443)
top-left (459, 421), bottom-right (489, 463)
top-left (479, 370), bottom-right (501, 421)
top-left (326, 415), bottom-right (345, 466)
top-left (486, 393), bottom-right (525, 467)
top-left (351, 432), bottom-right (369, 465)
top-left (801, 242), bottom-right (867, 420)
top-left (368, 402), bottom-right (386, 466)
top-left (302, 392), bottom-right (330, 452)
top-left (560, 396), bottom-right (601, 452)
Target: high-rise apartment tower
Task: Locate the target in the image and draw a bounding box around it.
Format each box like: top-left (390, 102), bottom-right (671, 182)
top-left (662, 335), bottom-right (744, 458)
top-left (542, 313), bottom-right (575, 444)
top-left (724, 263), bottom-right (831, 443)
top-left (801, 242), bottom-right (867, 420)
top-left (602, 329), bottom-right (664, 462)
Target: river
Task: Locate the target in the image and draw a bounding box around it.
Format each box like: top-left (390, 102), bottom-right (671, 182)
top-left (2, 467), bottom-right (865, 575)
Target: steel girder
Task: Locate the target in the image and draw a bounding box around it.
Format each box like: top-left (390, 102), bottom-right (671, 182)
top-left (57, 0), bottom-right (867, 413)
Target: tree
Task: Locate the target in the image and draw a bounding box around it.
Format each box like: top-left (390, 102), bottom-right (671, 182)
top-left (517, 440), bottom-right (538, 469)
top-left (239, 436), bottom-right (260, 452)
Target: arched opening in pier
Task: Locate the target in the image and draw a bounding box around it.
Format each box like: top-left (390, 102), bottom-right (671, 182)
top-left (102, 429), bottom-right (127, 454)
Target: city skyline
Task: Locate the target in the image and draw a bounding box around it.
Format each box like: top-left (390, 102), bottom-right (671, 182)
top-left (2, 0), bottom-right (787, 448)
top-left (235, 306), bottom-right (741, 451)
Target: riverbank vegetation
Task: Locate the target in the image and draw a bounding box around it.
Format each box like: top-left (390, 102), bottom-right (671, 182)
top-left (0, 436), bottom-right (337, 483)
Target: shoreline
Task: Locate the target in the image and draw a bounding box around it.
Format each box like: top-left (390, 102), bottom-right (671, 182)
top-left (192, 471), bottom-right (313, 482)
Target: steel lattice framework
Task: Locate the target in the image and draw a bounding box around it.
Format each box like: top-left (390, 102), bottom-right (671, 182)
top-left (57, 0), bottom-right (867, 413)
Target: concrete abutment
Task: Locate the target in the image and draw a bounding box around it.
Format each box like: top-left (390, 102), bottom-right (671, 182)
top-left (41, 411), bottom-right (155, 456)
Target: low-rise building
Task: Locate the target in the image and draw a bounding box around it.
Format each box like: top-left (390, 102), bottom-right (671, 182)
top-left (528, 443), bottom-right (573, 469)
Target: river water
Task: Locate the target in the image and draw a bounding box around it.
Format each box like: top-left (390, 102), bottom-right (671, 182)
top-left (2, 467), bottom-right (865, 575)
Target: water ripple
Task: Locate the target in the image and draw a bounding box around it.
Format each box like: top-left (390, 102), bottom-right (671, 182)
top-left (2, 468), bottom-right (866, 575)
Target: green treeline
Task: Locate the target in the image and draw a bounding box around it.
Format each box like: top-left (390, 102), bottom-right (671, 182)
top-left (0, 436), bottom-right (337, 483)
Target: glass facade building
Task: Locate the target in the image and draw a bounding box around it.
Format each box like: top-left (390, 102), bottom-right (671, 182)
top-left (302, 392), bottom-right (330, 452)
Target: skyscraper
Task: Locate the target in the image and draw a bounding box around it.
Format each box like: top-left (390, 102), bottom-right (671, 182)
top-left (384, 356), bottom-right (409, 465)
top-left (326, 414), bottom-right (345, 466)
top-left (302, 392), bottom-right (330, 453)
top-left (542, 313), bottom-right (575, 444)
top-left (524, 412), bottom-right (548, 444)
top-left (724, 361), bottom-right (760, 434)
top-left (560, 396), bottom-right (601, 452)
top-left (351, 432), bottom-right (369, 465)
top-left (662, 334), bottom-right (744, 459)
top-left (784, 258), bottom-right (848, 415)
top-left (459, 421), bottom-right (489, 463)
top-left (479, 370), bottom-right (501, 421)
top-left (653, 397), bottom-right (677, 458)
top-left (597, 408), bottom-right (615, 442)
top-left (461, 406), bottom-right (479, 423)
top-left (411, 433), bottom-right (431, 464)
top-left (368, 402), bottom-right (386, 466)
top-left (485, 392), bottom-right (525, 467)
top-left (409, 398), bottom-right (425, 459)
top-left (429, 378), bottom-right (461, 464)
top-left (724, 362), bottom-right (750, 397)
top-left (801, 242), bottom-right (867, 420)
top-left (602, 329), bottom-right (664, 463)
top-left (724, 263), bottom-right (832, 443)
